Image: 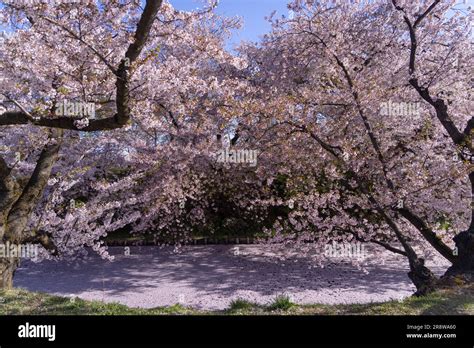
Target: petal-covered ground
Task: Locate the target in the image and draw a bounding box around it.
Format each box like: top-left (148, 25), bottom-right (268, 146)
top-left (14, 245), bottom-right (450, 310)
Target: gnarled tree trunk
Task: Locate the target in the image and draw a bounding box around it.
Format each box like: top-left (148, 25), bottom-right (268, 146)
top-left (0, 129), bottom-right (63, 289)
top-left (0, 257), bottom-right (19, 289)
top-left (408, 258), bottom-right (438, 296)
top-left (435, 126), bottom-right (473, 284)
top-left (442, 173), bottom-right (474, 284)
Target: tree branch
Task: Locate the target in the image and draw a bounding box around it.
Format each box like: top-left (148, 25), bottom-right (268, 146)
top-left (409, 78), bottom-right (465, 146)
top-left (125, 0), bottom-right (163, 63)
top-left (0, 0), bottom-right (163, 132)
top-left (371, 239), bottom-right (407, 256)
top-left (414, 0), bottom-right (441, 28)
top-left (23, 230), bottom-right (58, 256)
top-left (39, 16), bottom-right (117, 75)
top-left (1, 94), bottom-right (35, 122)
top-left (333, 54), bottom-right (395, 190)
top-left (350, 230), bottom-right (407, 256)
top-left (5, 129), bottom-right (63, 243)
top-left (398, 207), bottom-right (456, 263)
top-left (282, 121), bottom-right (343, 158)
top-left (0, 155), bottom-right (10, 184)
top-left (0, 111), bottom-right (128, 131)
top-left (464, 117), bottom-right (474, 137)
top-left (393, 0), bottom-right (468, 150)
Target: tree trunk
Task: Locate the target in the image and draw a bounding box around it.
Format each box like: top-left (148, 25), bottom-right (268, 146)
top-left (0, 257), bottom-right (19, 290)
top-left (408, 257), bottom-right (438, 296)
top-left (441, 229), bottom-right (474, 283)
top-left (439, 172), bottom-right (474, 285)
top-left (0, 129), bottom-right (63, 289)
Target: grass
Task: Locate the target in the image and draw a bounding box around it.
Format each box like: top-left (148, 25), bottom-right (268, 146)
top-left (228, 298), bottom-right (255, 313)
top-left (268, 295), bottom-right (295, 311)
top-left (0, 285), bottom-right (472, 315)
top-left (0, 290), bottom-right (204, 315)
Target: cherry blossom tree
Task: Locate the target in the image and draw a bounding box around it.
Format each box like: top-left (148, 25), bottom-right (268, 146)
top-left (0, 0), bottom-right (471, 297)
top-left (0, 0), bottom-right (242, 288)
top-left (236, 0), bottom-right (472, 294)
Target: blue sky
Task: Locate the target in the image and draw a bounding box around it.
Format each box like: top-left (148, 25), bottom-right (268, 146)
top-left (171, 0), bottom-right (291, 50)
top-left (0, 0), bottom-right (290, 48)
top-left (171, 0), bottom-right (474, 51)
top-left (2, 0), bottom-right (471, 48)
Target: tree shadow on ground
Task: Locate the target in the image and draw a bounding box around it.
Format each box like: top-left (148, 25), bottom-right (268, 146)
top-left (13, 245), bottom-right (440, 308)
